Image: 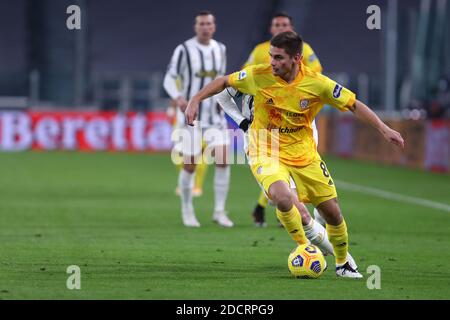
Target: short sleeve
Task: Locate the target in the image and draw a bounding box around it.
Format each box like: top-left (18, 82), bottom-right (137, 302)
top-left (228, 66), bottom-right (257, 96)
top-left (320, 76), bottom-right (356, 112)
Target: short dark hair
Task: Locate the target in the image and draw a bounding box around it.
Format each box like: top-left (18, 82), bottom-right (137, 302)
top-left (195, 10), bottom-right (215, 23)
top-left (272, 12), bottom-right (293, 24)
top-left (270, 31), bottom-right (303, 57)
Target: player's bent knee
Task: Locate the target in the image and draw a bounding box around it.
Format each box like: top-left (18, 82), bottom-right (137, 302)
top-left (271, 191), bottom-right (293, 212)
top-left (268, 181), bottom-right (293, 210)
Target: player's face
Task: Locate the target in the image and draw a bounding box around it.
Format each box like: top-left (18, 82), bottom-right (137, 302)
top-left (194, 14), bottom-right (216, 43)
top-left (270, 17), bottom-right (293, 36)
top-left (269, 46), bottom-right (301, 77)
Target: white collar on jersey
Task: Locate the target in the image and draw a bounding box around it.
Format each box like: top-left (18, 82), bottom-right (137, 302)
top-left (192, 36), bottom-right (216, 48)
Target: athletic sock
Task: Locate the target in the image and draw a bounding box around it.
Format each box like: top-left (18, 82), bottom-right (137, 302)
top-left (326, 219), bottom-right (349, 265)
top-left (194, 160), bottom-right (208, 190)
top-left (214, 166), bottom-right (230, 213)
top-left (303, 219), bottom-right (334, 256)
top-left (179, 169), bottom-right (194, 212)
top-left (276, 206), bottom-right (308, 245)
top-left (313, 207), bottom-right (326, 227)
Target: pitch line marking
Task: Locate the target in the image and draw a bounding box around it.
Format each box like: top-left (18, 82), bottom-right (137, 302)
top-left (335, 180), bottom-right (450, 213)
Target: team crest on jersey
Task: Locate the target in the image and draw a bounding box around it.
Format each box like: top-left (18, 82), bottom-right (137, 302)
top-left (333, 84), bottom-right (343, 98)
top-left (300, 99), bottom-right (310, 109)
top-left (238, 71), bottom-right (247, 80)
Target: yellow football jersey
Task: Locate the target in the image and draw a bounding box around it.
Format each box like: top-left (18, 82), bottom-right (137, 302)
top-left (244, 41), bottom-right (323, 73)
top-left (228, 63), bottom-right (355, 166)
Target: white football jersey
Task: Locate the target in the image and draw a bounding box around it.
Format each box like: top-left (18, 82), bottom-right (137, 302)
top-left (164, 37), bottom-right (227, 129)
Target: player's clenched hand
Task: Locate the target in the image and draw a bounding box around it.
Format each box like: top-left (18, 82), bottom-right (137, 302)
top-left (184, 99), bottom-right (199, 126)
top-left (381, 126), bottom-right (405, 148)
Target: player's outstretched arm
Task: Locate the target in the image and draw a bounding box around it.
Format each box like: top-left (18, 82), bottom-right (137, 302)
top-left (216, 89), bottom-right (250, 131)
top-left (185, 76), bottom-right (230, 126)
top-left (349, 99), bottom-right (405, 148)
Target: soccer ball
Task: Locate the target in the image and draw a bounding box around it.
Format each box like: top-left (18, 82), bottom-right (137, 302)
top-left (288, 244), bottom-right (326, 279)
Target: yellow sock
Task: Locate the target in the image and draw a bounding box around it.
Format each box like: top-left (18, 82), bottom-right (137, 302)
top-left (326, 220), bottom-right (349, 265)
top-left (276, 206), bottom-right (308, 245)
top-left (257, 191), bottom-right (269, 208)
top-left (194, 160), bottom-right (208, 190)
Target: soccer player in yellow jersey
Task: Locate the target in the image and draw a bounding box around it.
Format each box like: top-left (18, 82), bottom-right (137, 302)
top-left (185, 31), bottom-right (404, 278)
top-left (242, 12), bottom-right (323, 227)
top-left (244, 13), bottom-right (322, 73)
top-left (215, 12), bottom-right (349, 266)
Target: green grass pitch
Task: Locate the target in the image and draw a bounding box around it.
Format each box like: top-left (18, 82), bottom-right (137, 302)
top-left (0, 152), bottom-right (449, 299)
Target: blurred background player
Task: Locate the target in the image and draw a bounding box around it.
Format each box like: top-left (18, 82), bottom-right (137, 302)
top-left (242, 12), bottom-right (325, 228)
top-left (168, 99), bottom-right (208, 197)
top-left (163, 11), bottom-right (233, 227)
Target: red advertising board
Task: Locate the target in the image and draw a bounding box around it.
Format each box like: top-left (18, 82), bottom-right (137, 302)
top-left (0, 111), bottom-right (173, 151)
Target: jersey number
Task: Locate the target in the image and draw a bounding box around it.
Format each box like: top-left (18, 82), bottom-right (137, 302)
top-left (320, 162), bottom-right (330, 177)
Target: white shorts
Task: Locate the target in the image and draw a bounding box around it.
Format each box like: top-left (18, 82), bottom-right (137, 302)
top-left (172, 124), bottom-right (230, 157)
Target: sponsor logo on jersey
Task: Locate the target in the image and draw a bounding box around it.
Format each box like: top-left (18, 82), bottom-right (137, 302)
top-left (195, 69), bottom-right (218, 78)
top-left (267, 125), bottom-right (303, 134)
top-left (279, 127), bottom-right (302, 133)
top-left (300, 99), bottom-right (310, 109)
top-left (286, 112), bottom-right (305, 125)
top-left (268, 109), bottom-right (282, 126)
top-left (238, 71), bottom-right (247, 80)
top-left (333, 84), bottom-right (343, 98)
top-left (286, 111), bottom-right (304, 118)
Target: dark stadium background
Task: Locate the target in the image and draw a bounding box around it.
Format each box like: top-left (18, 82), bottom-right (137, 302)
top-left (2, 0), bottom-right (448, 110)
